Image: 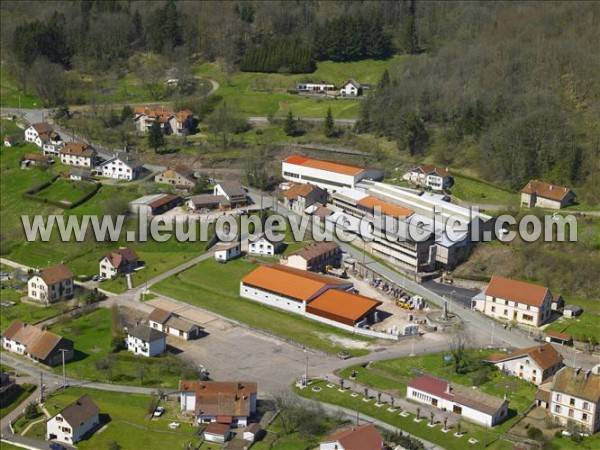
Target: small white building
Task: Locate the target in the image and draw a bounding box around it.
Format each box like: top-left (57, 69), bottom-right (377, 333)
top-left (485, 343), bottom-right (563, 385)
top-left (94, 152), bottom-right (143, 181)
top-left (203, 422), bottom-right (231, 443)
top-left (28, 264), bottom-right (74, 304)
top-left (60, 143), bottom-right (97, 167)
top-left (282, 155), bottom-right (385, 193)
top-left (147, 308), bottom-right (201, 341)
top-left (242, 423), bottom-right (262, 442)
top-left (320, 424), bottom-right (383, 450)
top-left (296, 82), bottom-right (335, 93)
top-left (99, 247), bottom-right (139, 279)
top-left (213, 181), bottom-right (247, 207)
top-left (214, 241), bottom-right (242, 262)
top-left (472, 276), bottom-right (555, 327)
top-left (521, 180), bottom-right (575, 210)
top-left (248, 234), bottom-right (285, 256)
top-left (407, 374), bottom-right (509, 427)
top-left (47, 395), bottom-right (99, 444)
top-left (126, 324), bottom-right (166, 357)
top-left (403, 165), bottom-right (453, 190)
top-left (282, 241), bottom-right (341, 272)
top-left (339, 79), bottom-right (362, 97)
top-left (69, 168), bottom-right (93, 181)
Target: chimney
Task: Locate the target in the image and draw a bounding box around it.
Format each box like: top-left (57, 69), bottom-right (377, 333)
top-left (549, 185), bottom-right (553, 190)
top-left (445, 383), bottom-right (451, 394)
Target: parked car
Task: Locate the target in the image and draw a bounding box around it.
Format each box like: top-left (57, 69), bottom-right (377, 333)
top-left (50, 443), bottom-right (66, 450)
top-left (153, 406), bottom-right (165, 417)
top-left (92, 275), bottom-right (100, 282)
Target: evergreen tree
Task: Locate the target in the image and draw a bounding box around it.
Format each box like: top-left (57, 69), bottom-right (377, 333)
top-left (378, 69), bottom-right (391, 89)
top-left (403, 0), bottom-right (419, 54)
top-left (148, 121), bottom-right (165, 152)
top-left (324, 108), bottom-right (335, 138)
top-left (284, 111), bottom-right (297, 136)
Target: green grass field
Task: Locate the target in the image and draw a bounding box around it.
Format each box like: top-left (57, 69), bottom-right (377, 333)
top-left (337, 350), bottom-right (537, 434)
top-left (296, 380), bottom-right (512, 450)
top-left (0, 68), bottom-right (42, 108)
top-left (545, 295), bottom-right (600, 342)
top-left (0, 296), bottom-right (66, 332)
top-left (49, 308), bottom-right (192, 388)
top-left (34, 178), bottom-right (98, 207)
top-left (152, 258), bottom-right (372, 356)
top-left (42, 387), bottom-right (200, 450)
top-left (450, 174), bottom-right (519, 206)
top-left (193, 57), bottom-right (400, 119)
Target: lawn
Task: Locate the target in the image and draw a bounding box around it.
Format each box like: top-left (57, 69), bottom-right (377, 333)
top-left (0, 383), bottom-right (36, 419)
top-left (49, 308), bottom-right (194, 388)
top-left (450, 173), bottom-right (519, 206)
top-left (34, 178), bottom-right (98, 207)
top-left (295, 380), bottom-right (512, 450)
top-left (193, 57), bottom-right (400, 119)
top-left (337, 350), bottom-right (537, 434)
top-left (544, 295), bottom-right (600, 342)
top-left (0, 296), bottom-right (66, 332)
top-left (252, 414), bottom-right (340, 450)
top-left (0, 67), bottom-right (42, 108)
top-left (41, 387), bottom-right (201, 450)
top-left (152, 258), bottom-right (373, 356)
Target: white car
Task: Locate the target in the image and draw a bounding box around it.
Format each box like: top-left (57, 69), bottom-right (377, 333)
top-left (153, 406), bottom-right (165, 417)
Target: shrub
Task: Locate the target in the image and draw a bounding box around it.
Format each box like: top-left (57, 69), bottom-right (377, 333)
top-left (527, 427), bottom-right (543, 441)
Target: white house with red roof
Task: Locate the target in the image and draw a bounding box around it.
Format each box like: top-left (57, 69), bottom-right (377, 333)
top-left (27, 264), bottom-right (74, 304)
top-left (473, 276), bottom-right (555, 327)
top-left (99, 247), bottom-right (140, 278)
top-left (319, 424), bottom-right (383, 450)
top-left (403, 164), bottom-right (453, 190)
top-left (282, 155), bottom-right (385, 193)
top-left (407, 374), bottom-right (509, 427)
top-left (521, 180), bottom-right (575, 210)
top-left (485, 343), bottom-right (563, 385)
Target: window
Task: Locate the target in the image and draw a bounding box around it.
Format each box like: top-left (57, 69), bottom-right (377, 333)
top-left (554, 405), bottom-right (561, 413)
top-left (568, 409), bottom-right (574, 418)
top-left (582, 413), bottom-right (588, 421)
top-left (523, 314), bottom-right (534, 322)
top-left (570, 398), bottom-right (575, 406)
top-left (504, 309), bottom-right (508, 316)
top-left (583, 402), bottom-right (589, 411)
top-left (491, 306), bottom-right (496, 313)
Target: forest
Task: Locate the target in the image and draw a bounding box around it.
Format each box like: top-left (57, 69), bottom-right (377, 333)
top-left (1, 0), bottom-right (599, 194)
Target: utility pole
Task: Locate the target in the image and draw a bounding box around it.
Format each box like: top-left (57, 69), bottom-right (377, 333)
top-left (59, 349), bottom-right (68, 387)
top-left (40, 371), bottom-right (44, 402)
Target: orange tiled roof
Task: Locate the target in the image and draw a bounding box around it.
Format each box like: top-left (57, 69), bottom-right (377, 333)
top-left (356, 196), bottom-right (413, 217)
top-left (522, 180), bottom-right (573, 202)
top-left (283, 155), bottom-right (366, 176)
top-left (241, 264), bottom-right (350, 302)
top-left (485, 343), bottom-right (563, 371)
top-left (283, 183), bottom-right (319, 200)
top-left (307, 290), bottom-right (382, 322)
top-left (485, 276), bottom-right (549, 307)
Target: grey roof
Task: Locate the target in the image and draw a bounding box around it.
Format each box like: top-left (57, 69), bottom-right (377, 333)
top-left (128, 324), bottom-right (166, 342)
top-left (189, 194), bottom-right (229, 207)
top-left (57, 395), bottom-right (99, 428)
top-left (165, 315), bottom-right (198, 333)
top-left (100, 152), bottom-right (143, 170)
top-left (218, 181), bottom-right (246, 198)
top-left (70, 168), bottom-right (92, 178)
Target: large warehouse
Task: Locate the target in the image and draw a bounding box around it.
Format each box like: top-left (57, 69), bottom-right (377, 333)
top-left (281, 155), bottom-right (385, 192)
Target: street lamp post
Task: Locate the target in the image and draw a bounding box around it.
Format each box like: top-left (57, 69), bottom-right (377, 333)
top-left (59, 349), bottom-right (69, 387)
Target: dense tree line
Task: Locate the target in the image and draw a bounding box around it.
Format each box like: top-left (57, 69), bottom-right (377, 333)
top-left (358, 1), bottom-right (600, 191)
top-left (240, 37), bottom-right (315, 73)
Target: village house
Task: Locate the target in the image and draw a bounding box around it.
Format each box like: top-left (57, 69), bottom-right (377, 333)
top-left (339, 79), bottom-right (363, 97)
top-left (241, 423), bottom-right (262, 443)
top-left (407, 374), bottom-right (509, 427)
top-left (282, 183), bottom-right (328, 214)
top-left (187, 194), bottom-right (229, 212)
top-left (126, 324), bottom-right (167, 357)
top-left (473, 276), bottom-right (555, 327)
top-left (60, 143), bottom-right (97, 167)
top-left (94, 152), bottom-right (143, 181)
top-left (133, 106), bottom-right (194, 136)
top-left (296, 82), bottom-right (335, 94)
top-left (403, 165), bottom-right (453, 190)
top-left (179, 380), bottom-right (258, 427)
top-left (521, 180), bottom-right (576, 210)
top-left (99, 247), bottom-right (140, 279)
top-left (248, 233), bottom-right (286, 256)
top-left (239, 264), bottom-right (353, 314)
top-left (213, 181), bottom-right (247, 207)
top-left (155, 165), bottom-right (196, 189)
top-left (214, 241), bottom-right (242, 262)
top-left (24, 122), bottom-right (62, 153)
top-left (282, 155), bottom-right (385, 193)
top-left (485, 343), bottom-right (563, 385)
top-left (548, 366), bottom-right (600, 433)
top-left (1, 320), bottom-right (74, 366)
top-left (281, 241), bottom-right (341, 272)
top-left (147, 308), bottom-right (201, 341)
top-left (319, 424), bottom-right (384, 450)
top-left (128, 194), bottom-right (183, 216)
top-left (28, 264), bottom-right (74, 304)
top-left (21, 153), bottom-right (52, 168)
top-left (46, 395), bottom-right (100, 444)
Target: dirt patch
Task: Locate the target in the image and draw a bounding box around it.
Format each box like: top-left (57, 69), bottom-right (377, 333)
top-left (452, 244), bottom-right (517, 280)
top-left (322, 334), bottom-right (371, 349)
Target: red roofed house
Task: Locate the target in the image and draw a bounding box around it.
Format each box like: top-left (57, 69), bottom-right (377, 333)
top-left (473, 276), bottom-right (555, 327)
top-left (60, 143), bottom-right (97, 167)
top-left (99, 247), bottom-right (140, 279)
top-left (485, 343), bottom-right (563, 385)
top-left (133, 106), bottom-right (194, 136)
top-left (320, 424), bottom-right (383, 450)
top-left (282, 155), bottom-right (385, 193)
top-left (521, 180), bottom-right (575, 210)
top-left (282, 182), bottom-right (327, 214)
top-left (282, 241), bottom-right (342, 272)
top-left (403, 165), bottom-right (453, 190)
top-left (179, 381), bottom-right (257, 427)
top-left (1, 320), bottom-right (74, 366)
top-left (407, 374), bottom-right (509, 427)
top-left (203, 422), bottom-right (232, 443)
top-left (27, 264), bottom-right (74, 304)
